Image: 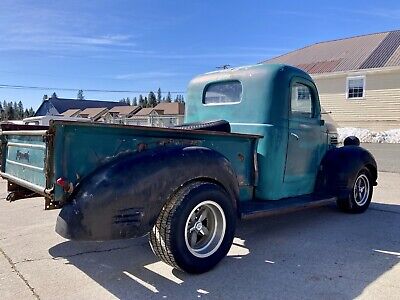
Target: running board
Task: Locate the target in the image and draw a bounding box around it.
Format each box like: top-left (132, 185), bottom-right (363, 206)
top-left (240, 195), bottom-right (337, 220)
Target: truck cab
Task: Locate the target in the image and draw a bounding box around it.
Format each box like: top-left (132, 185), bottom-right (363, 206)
top-left (186, 64), bottom-right (338, 201)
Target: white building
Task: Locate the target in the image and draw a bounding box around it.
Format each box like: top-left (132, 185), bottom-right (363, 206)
top-left (264, 30), bottom-right (400, 131)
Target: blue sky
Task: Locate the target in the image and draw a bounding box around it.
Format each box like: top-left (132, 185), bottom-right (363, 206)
top-left (0, 0), bottom-right (399, 110)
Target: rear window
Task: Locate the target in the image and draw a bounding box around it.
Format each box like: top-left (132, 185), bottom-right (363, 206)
top-left (203, 81), bottom-right (242, 104)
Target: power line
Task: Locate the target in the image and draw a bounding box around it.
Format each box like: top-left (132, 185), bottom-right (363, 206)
top-left (0, 84), bottom-right (186, 94)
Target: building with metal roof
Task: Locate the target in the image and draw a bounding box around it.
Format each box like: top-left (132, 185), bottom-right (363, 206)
top-left (264, 30), bottom-right (400, 130)
top-left (76, 107), bottom-right (109, 121)
top-left (34, 96), bottom-right (126, 117)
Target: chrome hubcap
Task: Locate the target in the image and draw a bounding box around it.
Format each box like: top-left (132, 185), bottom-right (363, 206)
top-left (353, 174), bottom-right (370, 206)
top-left (184, 200), bottom-right (226, 258)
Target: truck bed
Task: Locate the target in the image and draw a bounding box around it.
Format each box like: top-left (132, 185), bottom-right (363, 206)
top-left (1, 121), bottom-right (260, 208)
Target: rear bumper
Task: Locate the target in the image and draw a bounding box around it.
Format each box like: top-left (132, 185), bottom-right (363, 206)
top-left (0, 172), bottom-right (50, 196)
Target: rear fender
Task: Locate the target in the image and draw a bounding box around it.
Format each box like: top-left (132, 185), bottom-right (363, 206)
top-left (55, 146), bottom-right (239, 241)
top-left (315, 145), bottom-right (377, 198)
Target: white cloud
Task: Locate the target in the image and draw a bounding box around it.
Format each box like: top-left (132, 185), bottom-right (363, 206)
top-left (114, 71), bottom-right (183, 80)
top-left (0, 2), bottom-right (136, 53)
top-left (345, 9), bottom-right (400, 19)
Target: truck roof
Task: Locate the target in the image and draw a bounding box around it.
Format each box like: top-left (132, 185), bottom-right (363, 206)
top-left (191, 63), bottom-right (312, 84)
top-left (185, 63), bottom-right (315, 125)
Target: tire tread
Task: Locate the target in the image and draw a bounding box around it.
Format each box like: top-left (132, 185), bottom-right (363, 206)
top-left (149, 182), bottom-right (204, 270)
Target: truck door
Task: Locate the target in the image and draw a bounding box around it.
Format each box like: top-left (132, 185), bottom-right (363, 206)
top-left (284, 78), bottom-right (325, 196)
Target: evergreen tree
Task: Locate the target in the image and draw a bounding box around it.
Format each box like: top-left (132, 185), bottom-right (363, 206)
top-left (143, 97), bottom-right (149, 108)
top-left (17, 101), bottom-right (24, 119)
top-left (157, 88), bottom-right (162, 103)
top-left (0, 103), bottom-right (4, 120)
top-left (166, 92), bottom-right (172, 103)
top-left (24, 109), bottom-right (29, 118)
top-left (28, 107), bottom-right (35, 117)
top-left (119, 98), bottom-right (126, 103)
top-left (6, 102), bottom-right (15, 120)
top-left (138, 95), bottom-right (144, 107)
top-left (77, 90), bottom-right (85, 100)
top-left (51, 92), bottom-right (58, 99)
top-left (132, 97), bottom-right (138, 106)
top-left (42, 94), bottom-right (48, 102)
top-left (126, 97), bottom-right (131, 106)
top-left (148, 91), bottom-right (157, 107)
top-left (174, 95), bottom-right (185, 103)
top-left (13, 102), bottom-right (18, 118)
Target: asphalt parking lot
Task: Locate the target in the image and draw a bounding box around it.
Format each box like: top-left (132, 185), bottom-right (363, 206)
top-left (1, 145), bottom-right (399, 299)
top-left (362, 143), bottom-right (400, 173)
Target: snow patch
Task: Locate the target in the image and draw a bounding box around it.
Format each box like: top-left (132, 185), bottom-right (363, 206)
top-left (337, 128), bottom-right (400, 144)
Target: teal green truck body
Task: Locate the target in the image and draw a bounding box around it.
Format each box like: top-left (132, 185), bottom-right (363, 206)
top-left (0, 64), bottom-right (377, 242)
top-left (186, 64), bottom-right (332, 200)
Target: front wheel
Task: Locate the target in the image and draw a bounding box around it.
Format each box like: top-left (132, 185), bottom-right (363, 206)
top-left (337, 168), bottom-right (373, 213)
top-left (149, 181), bottom-right (236, 273)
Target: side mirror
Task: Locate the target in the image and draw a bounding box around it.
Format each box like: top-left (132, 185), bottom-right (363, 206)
top-left (319, 119), bottom-right (325, 126)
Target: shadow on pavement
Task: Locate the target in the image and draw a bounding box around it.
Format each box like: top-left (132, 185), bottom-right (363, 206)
top-left (49, 203), bottom-right (400, 299)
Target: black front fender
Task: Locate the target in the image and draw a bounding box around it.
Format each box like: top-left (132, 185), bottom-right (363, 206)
top-left (56, 146), bottom-right (239, 241)
top-left (315, 145), bottom-right (377, 198)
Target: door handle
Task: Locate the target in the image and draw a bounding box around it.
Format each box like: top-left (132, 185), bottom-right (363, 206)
top-left (290, 132), bottom-right (299, 140)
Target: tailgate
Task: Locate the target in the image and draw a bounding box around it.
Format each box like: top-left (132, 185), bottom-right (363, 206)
top-left (1, 129), bottom-right (50, 195)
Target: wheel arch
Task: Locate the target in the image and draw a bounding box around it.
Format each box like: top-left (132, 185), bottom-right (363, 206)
top-left (55, 145), bottom-right (239, 241)
top-left (170, 176), bottom-right (238, 210)
top-left (315, 145), bottom-right (378, 198)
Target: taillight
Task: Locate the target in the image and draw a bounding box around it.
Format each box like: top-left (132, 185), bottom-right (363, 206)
top-left (56, 177), bottom-right (73, 193)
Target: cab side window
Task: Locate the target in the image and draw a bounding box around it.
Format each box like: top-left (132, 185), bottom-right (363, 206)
top-left (291, 83), bottom-right (315, 118)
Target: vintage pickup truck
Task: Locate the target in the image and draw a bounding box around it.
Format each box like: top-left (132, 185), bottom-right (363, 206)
top-left (0, 64), bottom-right (377, 273)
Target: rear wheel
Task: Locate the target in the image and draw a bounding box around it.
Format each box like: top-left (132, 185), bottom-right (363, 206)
top-left (149, 181), bottom-right (236, 273)
top-left (337, 168), bottom-right (373, 213)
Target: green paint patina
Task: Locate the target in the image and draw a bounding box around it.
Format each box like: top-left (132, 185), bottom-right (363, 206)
top-left (1, 63), bottom-right (335, 206)
top-left (185, 64), bottom-right (331, 200)
top-left (50, 123), bottom-right (258, 203)
top-left (4, 134), bottom-right (47, 188)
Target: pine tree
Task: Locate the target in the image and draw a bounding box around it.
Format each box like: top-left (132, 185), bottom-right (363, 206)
top-left (126, 97), bottom-right (131, 106)
top-left (51, 92), bottom-right (58, 99)
top-left (77, 90), bottom-right (85, 100)
top-left (157, 88), bottom-right (162, 103)
top-left (0, 102), bottom-right (4, 120)
top-left (42, 94), bottom-right (48, 102)
top-left (132, 97), bottom-right (138, 106)
top-left (28, 107), bottom-right (35, 117)
top-left (17, 101), bottom-right (24, 119)
top-left (6, 102), bottom-right (15, 120)
top-left (24, 109), bottom-right (29, 118)
top-left (13, 102), bottom-right (19, 119)
top-left (166, 92), bottom-right (172, 103)
top-left (148, 91), bottom-right (157, 107)
top-left (138, 95), bottom-right (144, 107)
top-left (143, 97), bottom-right (149, 108)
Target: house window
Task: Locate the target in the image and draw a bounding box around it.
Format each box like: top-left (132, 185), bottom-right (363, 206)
top-left (203, 81), bottom-right (242, 104)
top-left (347, 76), bottom-right (365, 99)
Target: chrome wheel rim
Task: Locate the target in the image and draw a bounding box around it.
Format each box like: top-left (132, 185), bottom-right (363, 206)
top-left (184, 200), bottom-right (226, 258)
top-left (353, 174), bottom-right (370, 206)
